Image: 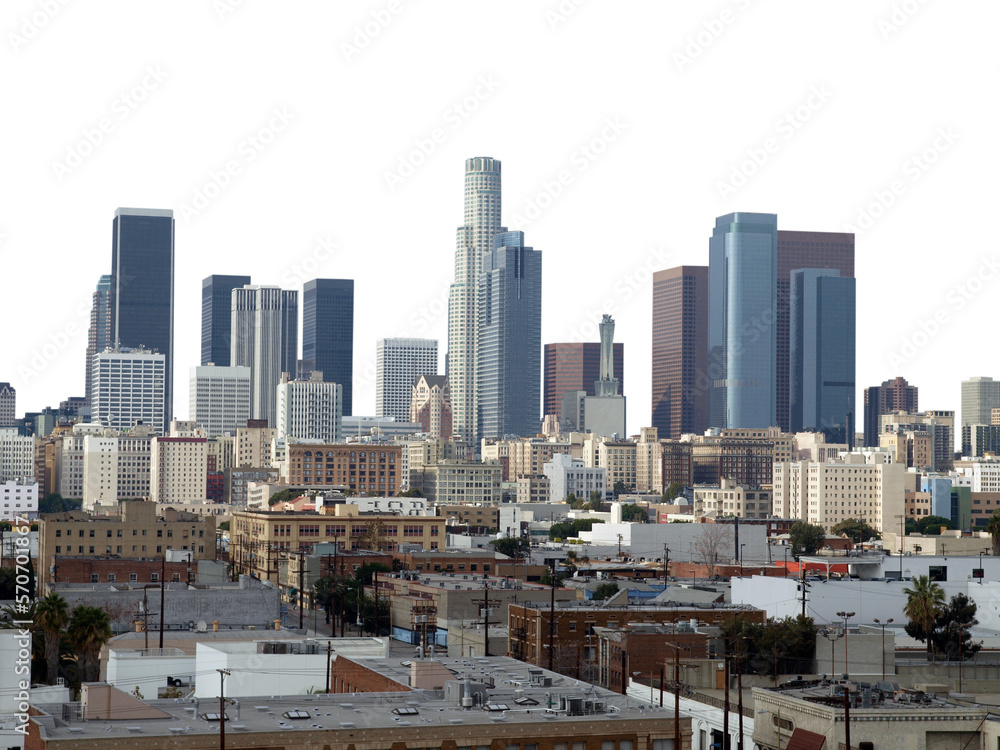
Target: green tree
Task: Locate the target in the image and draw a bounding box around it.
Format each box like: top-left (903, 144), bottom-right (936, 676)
top-left (612, 480), bottom-right (629, 499)
top-left (903, 574), bottom-right (946, 658)
top-left (490, 536), bottom-right (529, 558)
top-left (548, 518), bottom-right (603, 541)
top-left (590, 490), bottom-right (604, 504)
top-left (591, 582), bottom-right (619, 601)
top-left (620, 504), bottom-right (648, 523)
top-left (831, 518), bottom-right (880, 543)
top-left (722, 615), bottom-right (817, 678)
top-left (218, 521), bottom-right (230, 531)
top-left (314, 575), bottom-right (337, 625)
top-left (930, 593), bottom-right (981, 660)
top-left (662, 482), bottom-right (685, 502)
top-left (38, 493), bottom-right (83, 514)
top-left (788, 521), bottom-right (826, 557)
top-left (916, 515), bottom-right (955, 535)
top-left (36, 593), bottom-right (70, 685)
top-left (67, 605), bottom-right (113, 683)
top-left (397, 488), bottom-right (424, 498)
top-left (988, 510), bottom-right (1000, 555)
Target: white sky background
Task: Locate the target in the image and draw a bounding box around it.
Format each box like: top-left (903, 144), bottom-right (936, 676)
top-left (3, 0), bottom-right (998, 440)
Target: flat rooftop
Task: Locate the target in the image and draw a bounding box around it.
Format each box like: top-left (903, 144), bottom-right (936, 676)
top-left (32, 657), bottom-right (673, 741)
top-left (759, 680), bottom-right (974, 712)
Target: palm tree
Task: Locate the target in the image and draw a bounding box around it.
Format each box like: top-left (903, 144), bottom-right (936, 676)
top-left (36, 593), bottom-right (70, 685)
top-left (67, 605), bottom-right (112, 684)
top-left (986, 510), bottom-right (1000, 555)
top-left (903, 574), bottom-right (945, 658)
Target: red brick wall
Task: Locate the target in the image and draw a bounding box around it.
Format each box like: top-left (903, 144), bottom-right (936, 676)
top-left (329, 656), bottom-right (411, 694)
top-left (51, 557), bottom-right (193, 585)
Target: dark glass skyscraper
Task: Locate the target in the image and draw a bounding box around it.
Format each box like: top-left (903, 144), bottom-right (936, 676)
top-left (776, 230), bottom-right (855, 431)
top-left (302, 279), bottom-right (355, 416)
top-left (477, 231), bottom-right (542, 441)
top-left (708, 212), bottom-right (777, 429)
top-left (110, 208), bottom-right (174, 431)
top-left (202, 274), bottom-right (251, 366)
top-left (789, 269), bottom-right (855, 440)
top-left (652, 265), bottom-right (708, 439)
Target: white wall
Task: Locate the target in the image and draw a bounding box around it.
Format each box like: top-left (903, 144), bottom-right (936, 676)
top-left (195, 642), bottom-right (330, 698)
top-left (105, 649), bottom-right (195, 697)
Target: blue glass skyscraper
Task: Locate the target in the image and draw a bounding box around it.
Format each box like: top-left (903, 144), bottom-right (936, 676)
top-left (302, 279), bottom-right (355, 416)
top-left (202, 274), bottom-right (251, 366)
top-left (477, 230), bottom-right (542, 441)
top-left (110, 207), bottom-right (174, 432)
top-left (708, 212), bottom-right (777, 429)
top-left (789, 269), bottom-right (855, 439)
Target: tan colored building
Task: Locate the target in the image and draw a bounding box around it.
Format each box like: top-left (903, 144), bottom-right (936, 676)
top-left (635, 427), bottom-right (663, 493)
top-left (286, 443), bottom-right (402, 495)
top-left (598, 440), bottom-right (637, 491)
top-left (230, 507), bottom-right (446, 583)
top-left (38, 502), bottom-right (217, 588)
top-left (235, 420), bottom-right (276, 467)
top-left (150, 424), bottom-right (208, 504)
top-left (693, 478), bottom-right (773, 519)
top-left (421, 459), bottom-right (502, 505)
top-left (435, 503), bottom-right (500, 529)
top-left (516, 474), bottom-right (551, 503)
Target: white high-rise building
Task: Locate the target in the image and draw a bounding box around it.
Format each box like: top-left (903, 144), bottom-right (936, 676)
top-left (961, 376), bottom-right (1000, 455)
top-left (772, 449), bottom-right (904, 533)
top-left (91, 347), bottom-right (166, 434)
top-left (447, 156), bottom-right (504, 448)
top-left (0, 428), bottom-right (34, 482)
top-left (151, 421), bottom-right (208, 504)
top-left (543, 452), bottom-right (606, 503)
top-left (375, 338), bottom-right (438, 423)
top-left (275, 371), bottom-right (343, 443)
top-left (189, 364), bottom-right (251, 436)
top-left (0, 479), bottom-right (38, 521)
top-left (230, 285), bottom-right (298, 428)
top-left (80, 425), bottom-right (155, 510)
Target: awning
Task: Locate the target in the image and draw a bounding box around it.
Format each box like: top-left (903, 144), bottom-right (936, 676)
top-left (785, 728), bottom-right (825, 750)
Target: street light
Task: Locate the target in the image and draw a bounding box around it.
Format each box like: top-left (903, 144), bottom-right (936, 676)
top-left (740, 543), bottom-right (746, 578)
top-left (820, 628), bottom-right (843, 677)
top-left (979, 550), bottom-right (985, 585)
top-left (782, 546), bottom-right (788, 578)
top-left (873, 617), bottom-right (894, 681)
top-left (836, 611), bottom-right (856, 675)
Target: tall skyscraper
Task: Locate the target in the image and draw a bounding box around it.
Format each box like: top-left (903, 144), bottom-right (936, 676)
top-left (789, 269), bottom-right (856, 440)
top-left (110, 207), bottom-right (175, 432)
top-left (91, 347), bottom-right (166, 434)
top-left (776, 230), bottom-right (855, 431)
top-left (447, 156), bottom-right (504, 446)
top-left (477, 230), bottom-right (542, 441)
top-left (375, 338), bottom-right (438, 423)
top-left (230, 285), bottom-right (298, 428)
top-left (651, 265), bottom-right (708, 439)
top-left (302, 279), bottom-right (354, 416)
top-left (960, 376), bottom-right (1000, 455)
top-left (0, 383), bottom-right (15, 427)
top-left (189, 364), bottom-right (251, 436)
top-left (84, 275), bottom-right (112, 407)
top-left (543, 343), bottom-right (624, 419)
top-left (863, 376), bottom-right (918, 447)
top-left (708, 212), bottom-right (777, 429)
top-left (202, 274), bottom-right (251, 366)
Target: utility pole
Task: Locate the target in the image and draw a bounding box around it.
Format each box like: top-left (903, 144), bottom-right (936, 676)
top-left (843, 682), bottom-right (851, 750)
top-left (663, 544), bottom-right (669, 584)
top-left (800, 567), bottom-right (807, 618)
top-left (217, 668), bottom-right (231, 750)
top-left (297, 552), bottom-right (304, 630)
top-left (326, 641), bottom-right (332, 693)
top-left (548, 560), bottom-right (556, 671)
top-left (373, 568), bottom-right (379, 636)
top-left (723, 642), bottom-right (730, 750)
top-left (159, 555), bottom-right (166, 649)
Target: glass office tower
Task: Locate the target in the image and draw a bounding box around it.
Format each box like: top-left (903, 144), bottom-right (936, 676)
top-left (202, 274), bottom-right (251, 366)
top-left (789, 269), bottom-right (856, 440)
top-left (110, 207), bottom-right (174, 432)
top-left (708, 212), bottom-right (777, 429)
top-left (302, 279), bottom-right (354, 416)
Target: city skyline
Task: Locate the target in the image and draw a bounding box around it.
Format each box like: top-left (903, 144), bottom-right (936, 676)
top-left (5, 2), bottom-right (996, 438)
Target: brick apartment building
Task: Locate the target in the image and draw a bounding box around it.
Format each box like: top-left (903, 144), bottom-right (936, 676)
top-left (286, 444), bottom-right (402, 495)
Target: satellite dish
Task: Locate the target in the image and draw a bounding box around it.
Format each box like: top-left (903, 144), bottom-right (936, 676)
top-left (197, 621), bottom-right (208, 632)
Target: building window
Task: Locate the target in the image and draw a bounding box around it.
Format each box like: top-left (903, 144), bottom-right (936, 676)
top-left (129, 573), bottom-right (137, 582)
top-left (90, 574), bottom-right (99, 583)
